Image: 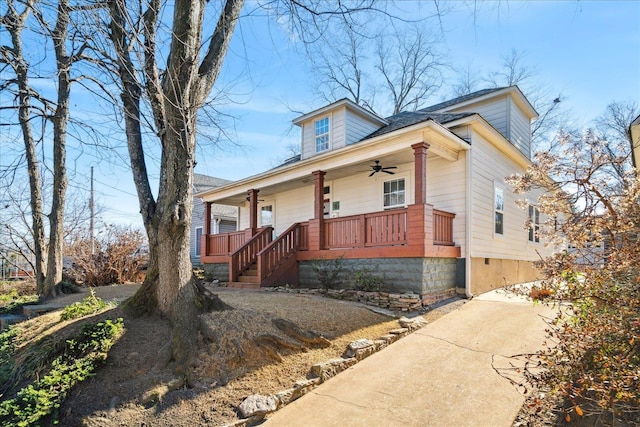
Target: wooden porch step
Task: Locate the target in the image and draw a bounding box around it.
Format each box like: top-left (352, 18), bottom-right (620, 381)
top-left (242, 268), bottom-right (258, 276)
top-left (238, 275), bottom-right (260, 283)
top-left (227, 282), bottom-right (261, 289)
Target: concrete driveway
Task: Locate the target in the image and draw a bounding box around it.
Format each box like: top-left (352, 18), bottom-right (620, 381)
top-left (263, 289), bottom-right (556, 427)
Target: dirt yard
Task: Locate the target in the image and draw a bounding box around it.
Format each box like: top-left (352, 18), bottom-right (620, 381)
top-left (10, 284), bottom-right (464, 426)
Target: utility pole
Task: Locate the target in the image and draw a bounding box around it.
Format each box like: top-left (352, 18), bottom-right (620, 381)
top-left (90, 166), bottom-right (95, 255)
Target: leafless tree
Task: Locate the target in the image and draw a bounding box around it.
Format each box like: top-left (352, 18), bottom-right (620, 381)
top-left (376, 28), bottom-right (447, 114)
top-left (452, 49), bottom-right (567, 151)
top-left (95, 0), bottom-right (393, 377)
top-left (595, 100), bottom-right (640, 173)
top-left (311, 22), bottom-right (448, 116)
top-left (0, 0), bottom-right (85, 297)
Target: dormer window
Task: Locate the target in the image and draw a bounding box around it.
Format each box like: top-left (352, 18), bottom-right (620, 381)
top-left (315, 117), bottom-right (329, 152)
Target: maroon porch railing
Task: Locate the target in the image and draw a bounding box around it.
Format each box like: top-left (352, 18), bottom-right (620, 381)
top-left (433, 209), bottom-right (455, 246)
top-left (230, 227), bottom-right (272, 281)
top-left (208, 230), bottom-right (246, 255)
top-left (324, 208), bottom-right (408, 249)
top-left (257, 222), bottom-right (306, 282)
top-left (298, 222), bottom-right (310, 250)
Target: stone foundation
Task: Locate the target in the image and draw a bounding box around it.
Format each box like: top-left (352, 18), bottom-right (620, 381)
top-left (266, 286), bottom-right (457, 312)
top-left (202, 262), bottom-right (229, 282)
top-left (298, 257), bottom-right (458, 295)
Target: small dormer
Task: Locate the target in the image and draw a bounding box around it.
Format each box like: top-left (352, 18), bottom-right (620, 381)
top-left (425, 86), bottom-right (538, 158)
top-left (293, 99), bottom-right (388, 160)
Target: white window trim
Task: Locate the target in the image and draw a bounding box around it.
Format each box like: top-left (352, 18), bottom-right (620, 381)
top-left (195, 227), bottom-right (203, 256)
top-left (259, 201), bottom-right (275, 228)
top-left (381, 173), bottom-right (410, 210)
top-left (528, 202), bottom-right (540, 244)
top-left (493, 182), bottom-right (505, 238)
top-left (314, 116), bottom-right (331, 153)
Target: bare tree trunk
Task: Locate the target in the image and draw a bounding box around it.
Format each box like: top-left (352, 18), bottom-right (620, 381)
top-left (43, 0), bottom-right (71, 298)
top-left (4, 2), bottom-right (47, 294)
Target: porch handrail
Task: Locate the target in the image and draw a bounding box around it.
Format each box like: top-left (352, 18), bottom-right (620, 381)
top-left (256, 222), bottom-right (305, 281)
top-left (433, 209), bottom-right (456, 246)
top-left (207, 230), bottom-right (246, 256)
top-left (230, 227), bottom-right (273, 281)
top-left (324, 208), bottom-right (408, 249)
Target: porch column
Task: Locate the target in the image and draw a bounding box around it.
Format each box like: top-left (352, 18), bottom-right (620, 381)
top-left (203, 201), bottom-right (212, 256)
top-left (411, 141), bottom-right (430, 204)
top-left (248, 188), bottom-right (259, 237)
top-left (309, 170), bottom-right (326, 251)
top-left (408, 141), bottom-right (433, 253)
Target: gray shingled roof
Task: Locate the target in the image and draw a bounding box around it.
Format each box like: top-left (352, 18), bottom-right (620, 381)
top-left (362, 111), bottom-right (474, 140)
top-left (194, 173), bottom-right (232, 193)
top-left (420, 87), bottom-right (508, 112)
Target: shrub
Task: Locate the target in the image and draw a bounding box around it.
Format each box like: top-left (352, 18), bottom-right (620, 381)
top-left (65, 224), bottom-right (147, 287)
top-left (507, 128), bottom-right (640, 423)
top-left (311, 257), bottom-right (344, 290)
top-left (60, 289), bottom-right (110, 321)
top-left (0, 289), bottom-right (39, 315)
top-left (0, 318), bottom-right (124, 426)
top-left (352, 267), bottom-right (385, 292)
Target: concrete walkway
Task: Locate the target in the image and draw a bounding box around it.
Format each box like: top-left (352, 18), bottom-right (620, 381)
top-left (263, 289), bottom-right (556, 427)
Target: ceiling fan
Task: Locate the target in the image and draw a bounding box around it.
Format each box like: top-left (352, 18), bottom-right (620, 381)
top-left (368, 160), bottom-right (397, 177)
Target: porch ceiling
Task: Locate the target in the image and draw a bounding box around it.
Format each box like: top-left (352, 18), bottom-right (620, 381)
top-left (201, 120), bottom-right (469, 206)
top-left (209, 150), bottom-right (416, 206)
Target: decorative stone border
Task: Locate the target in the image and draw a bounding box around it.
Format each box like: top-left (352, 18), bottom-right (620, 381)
top-left (264, 286), bottom-right (456, 313)
top-left (225, 316), bottom-right (427, 426)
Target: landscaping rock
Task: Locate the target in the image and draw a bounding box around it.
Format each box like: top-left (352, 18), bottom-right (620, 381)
top-left (310, 357), bottom-right (357, 381)
top-left (238, 394), bottom-right (278, 418)
top-left (0, 314), bottom-right (25, 330)
top-left (398, 316), bottom-right (427, 331)
top-left (344, 338), bottom-right (376, 361)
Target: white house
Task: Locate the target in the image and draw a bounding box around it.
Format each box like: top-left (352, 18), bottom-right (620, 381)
top-left (196, 86), bottom-right (556, 297)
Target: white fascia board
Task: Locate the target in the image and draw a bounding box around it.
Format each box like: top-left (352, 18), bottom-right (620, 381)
top-left (435, 86), bottom-right (538, 120)
top-left (292, 98), bottom-right (387, 126)
top-left (447, 114), bottom-right (531, 169)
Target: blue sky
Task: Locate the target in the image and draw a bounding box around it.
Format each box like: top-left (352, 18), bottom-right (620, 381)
top-left (192, 0), bottom-right (639, 175)
top-left (4, 1), bottom-right (638, 229)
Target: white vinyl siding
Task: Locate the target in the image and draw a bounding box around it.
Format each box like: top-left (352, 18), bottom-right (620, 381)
top-left (426, 153), bottom-right (467, 254)
top-left (300, 105), bottom-right (385, 159)
top-left (509, 97), bottom-right (532, 158)
top-left (447, 96), bottom-right (509, 140)
top-left (345, 109), bottom-right (382, 145)
top-left (469, 132), bottom-right (549, 261)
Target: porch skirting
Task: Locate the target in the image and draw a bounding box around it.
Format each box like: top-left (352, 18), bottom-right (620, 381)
top-left (299, 257), bottom-right (458, 295)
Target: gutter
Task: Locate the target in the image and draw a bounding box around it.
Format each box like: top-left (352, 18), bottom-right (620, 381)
top-left (465, 129), bottom-right (474, 299)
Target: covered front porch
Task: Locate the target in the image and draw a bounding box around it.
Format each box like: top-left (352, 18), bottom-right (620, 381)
top-left (199, 141), bottom-right (463, 288)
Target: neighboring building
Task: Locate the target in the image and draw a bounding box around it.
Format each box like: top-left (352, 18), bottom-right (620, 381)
top-left (196, 86), bottom-right (557, 296)
top-left (190, 174), bottom-right (238, 266)
top-left (630, 114), bottom-right (640, 171)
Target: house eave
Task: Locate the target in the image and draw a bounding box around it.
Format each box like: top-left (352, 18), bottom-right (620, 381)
top-left (292, 98), bottom-right (388, 127)
top-left (434, 86), bottom-right (539, 120)
top-left (197, 119), bottom-right (469, 204)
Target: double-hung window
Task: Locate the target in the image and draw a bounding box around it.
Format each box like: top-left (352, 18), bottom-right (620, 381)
top-left (195, 227), bottom-right (203, 256)
top-left (528, 205), bottom-right (540, 243)
top-left (383, 178), bottom-right (405, 209)
top-left (494, 186), bottom-right (504, 235)
top-left (315, 117), bottom-right (329, 152)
